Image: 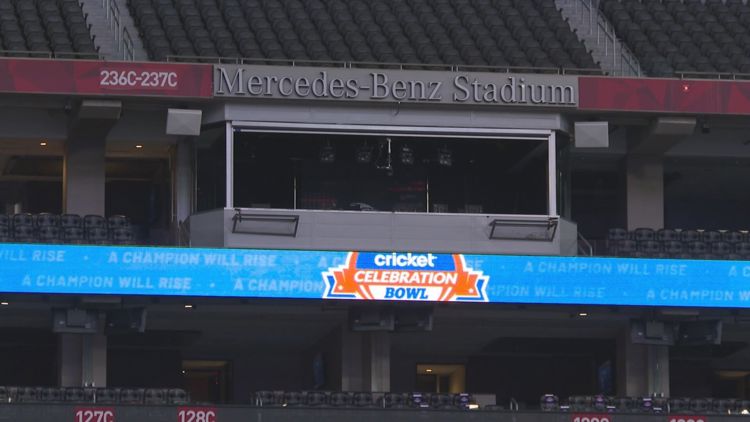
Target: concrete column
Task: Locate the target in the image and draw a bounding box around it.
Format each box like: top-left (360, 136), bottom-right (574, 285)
top-left (626, 156), bottom-right (664, 230)
top-left (59, 334), bottom-right (107, 387)
top-left (174, 139), bottom-right (194, 224)
top-left (616, 329), bottom-right (670, 397)
top-left (64, 100), bottom-right (121, 216)
top-left (63, 135), bottom-right (106, 216)
top-left (341, 330), bottom-right (391, 392)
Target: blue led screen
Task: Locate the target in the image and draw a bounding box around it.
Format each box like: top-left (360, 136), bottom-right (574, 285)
top-left (1, 243), bottom-right (749, 307)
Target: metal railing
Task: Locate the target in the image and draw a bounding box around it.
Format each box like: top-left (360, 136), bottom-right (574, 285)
top-left (102, 0), bottom-right (134, 60)
top-left (165, 54), bottom-right (605, 75)
top-left (577, 232), bottom-right (594, 256)
top-left (558, 0), bottom-right (641, 77)
top-left (0, 50), bottom-right (101, 59)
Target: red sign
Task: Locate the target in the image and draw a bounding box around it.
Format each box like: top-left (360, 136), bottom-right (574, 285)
top-left (177, 407), bottom-right (216, 422)
top-left (74, 407), bottom-right (114, 422)
top-left (571, 415), bottom-right (612, 422)
top-left (0, 58), bottom-right (212, 98)
top-left (668, 417), bottom-right (707, 422)
top-left (579, 76), bottom-right (750, 115)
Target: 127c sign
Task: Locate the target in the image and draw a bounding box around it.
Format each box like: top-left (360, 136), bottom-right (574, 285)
top-left (74, 408), bottom-right (114, 422)
top-left (572, 415), bottom-right (610, 422)
top-left (178, 407), bottom-right (216, 422)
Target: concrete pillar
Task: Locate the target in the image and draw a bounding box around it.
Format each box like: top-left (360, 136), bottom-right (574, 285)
top-left (617, 329), bottom-right (670, 397)
top-left (63, 136), bottom-right (106, 216)
top-left (174, 139), bottom-right (193, 224)
top-left (626, 156), bottom-right (664, 230)
top-left (341, 330), bottom-right (391, 392)
top-left (59, 334), bottom-right (107, 387)
top-left (63, 100), bottom-right (121, 216)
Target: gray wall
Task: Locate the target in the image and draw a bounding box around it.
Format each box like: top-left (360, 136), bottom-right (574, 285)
top-left (189, 208), bottom-right (577, 256)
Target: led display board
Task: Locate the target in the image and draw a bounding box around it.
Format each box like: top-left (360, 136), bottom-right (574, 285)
top-left (2, 244), bottom-right (750, 308)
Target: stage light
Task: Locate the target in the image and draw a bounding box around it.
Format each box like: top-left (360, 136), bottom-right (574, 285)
top-left (437, 145), bottom-right (452, 167)
top-left (399, 144), bottom-right (414, 165)
top-left (355, 142), bottom-right (373, 164)
top-left (319, 142), bottom-right (335, 164)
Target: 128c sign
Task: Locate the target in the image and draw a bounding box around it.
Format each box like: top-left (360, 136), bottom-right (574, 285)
top-left (74, 408), bottom-right (114, 422)
top-left (572, 415), bottom-right (611, 422)
top-left (178, 407), bottom-right (216, 422)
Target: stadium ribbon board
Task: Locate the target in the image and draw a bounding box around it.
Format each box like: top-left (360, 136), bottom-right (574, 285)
top-left (2, 243), bottom-right (750, 308)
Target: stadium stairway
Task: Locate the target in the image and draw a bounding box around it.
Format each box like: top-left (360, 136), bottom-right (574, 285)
top-left (80, 0), bottom-right (148, 60)
top-left (556, 0), bottom-right (641, 76)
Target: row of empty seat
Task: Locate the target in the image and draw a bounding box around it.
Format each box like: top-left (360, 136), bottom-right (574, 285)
top-left (542, 394), bottom-right (750, 414)
top-left (0, 386), bottom-right (188, 405)
top-left (606, 227), bottom-right (750, 260)
top-left (0, 0), bottom-right (97, 57)
top-left (601, 0), bottom-right (750, 76)
top-left (254, 390), bottom-right (475, 409)
top-left (0, 213), bottom-right (136, 245)
top-left (128, 0), bottom-right (597, 71)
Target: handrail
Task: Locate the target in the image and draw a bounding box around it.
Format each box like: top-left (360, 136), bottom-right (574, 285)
top-left (102, 0), bottom-right (135, 60)
top-left (559, 0), bottom-right (641, 76)
top-left (0, 50), bottom-right (101, 59)
top-left (675, 70), bottom-right (750, 80)
top-left (577, 232), bottom-right (594, 256)
top-left (165, 54), bottom-right (604, 75)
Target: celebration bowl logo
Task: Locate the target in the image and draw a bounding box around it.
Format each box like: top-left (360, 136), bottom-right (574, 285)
top-left (322, 252), bottom-right (489, 302)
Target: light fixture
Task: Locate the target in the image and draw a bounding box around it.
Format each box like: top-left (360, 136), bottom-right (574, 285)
top-left (181, 370), bottom-right (186, 374)
top-left (355, 142), bottom-right (373, 164)
top-left (319, 142), bottom-right (335, 164)
top-left (425, 368), bottom-right (433, 373)
top-left (436, 145), bottom-right (452, 167)
top-left (0, 302), bottom-right (8, 306)
top-left (375, 137), bottom-right (393, 172)
top-left (135, 144), bottom-right (143, 149)
top-left (399, 144), bottom-right (414, 165)
top-left (39, 141), bottom-right (47, 147)
top-left (578, 312), bottom-right (588, 317)
top-left (184, 304), bottom-right (194, 309)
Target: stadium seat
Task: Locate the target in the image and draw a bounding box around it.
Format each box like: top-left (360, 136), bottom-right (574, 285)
top-left (328, 392), bottom-right (351, 407)
top-left (669, 397), bottom-right (689, 413)
top-left (13, 224), bottom-right (36, 242)
top-left (127, 0), bottom-right (597, 71)
top-left (304, 391), bottom-right (327, 406)
top-left (429, 393), bottom-right (453, 409)
top-left (409, 392), bottom-right (430, 408)
top-left (168, 388), bottom-right (189, 404)
top-left (144, 388), bottom-right (167, 405)
top-left (540, 394), bottom-right (559, 411)
top-left (63, 226), bottom-right (85, 244)
top-left (119, 388), bottom-right (144, 404)
top-left (255, 390), bottom-right (279, 406)
top-left (15, 387), bottom-right (39, 402)
top-left (12, 213), bottom-right (33, 227)
top-left (61, 214), bottom-right (82, 228)
top-left (352, 392), bottom-right (374, 407)
top-left (382, 392), bottom-right (408, 408)
top-left (64, 387), bottom-right (86, 402)
top-left (0, 225), bottom-right (10, 242)
top-left (283, 391), bottom-right (303, 406)
top-left (95, 388), bottom-right (119, 404)
top-left (39, 387), bottom-right (64, 402)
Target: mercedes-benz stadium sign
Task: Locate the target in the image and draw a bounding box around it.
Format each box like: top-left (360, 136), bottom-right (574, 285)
top-left (214, 64), bottom-right (578, 107)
